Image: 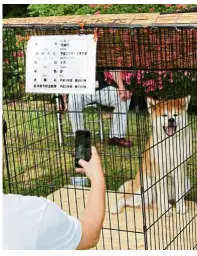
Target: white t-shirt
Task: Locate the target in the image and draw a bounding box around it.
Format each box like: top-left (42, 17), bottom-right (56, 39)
top-left (3, 194), bottom-right (82, 250)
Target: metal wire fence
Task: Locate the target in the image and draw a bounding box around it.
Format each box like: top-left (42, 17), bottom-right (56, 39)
top-left (3, 22), bottom-right (197, 250)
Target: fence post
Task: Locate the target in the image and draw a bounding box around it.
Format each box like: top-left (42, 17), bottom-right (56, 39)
top-left (3, 119), bottom-right (12, 193)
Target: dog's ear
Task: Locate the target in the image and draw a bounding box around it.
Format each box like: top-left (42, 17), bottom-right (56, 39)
top-left (179, 95), bottom-right (191, 111)
top-left (147, 97), bottom-right (159, 114)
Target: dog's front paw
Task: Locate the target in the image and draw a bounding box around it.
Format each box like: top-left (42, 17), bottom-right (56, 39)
top-left (176, 204), bottom-right (188, 215)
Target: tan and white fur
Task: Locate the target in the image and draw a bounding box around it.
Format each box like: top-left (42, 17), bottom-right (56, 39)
top-left (111, 96), bottom-right (192, 216)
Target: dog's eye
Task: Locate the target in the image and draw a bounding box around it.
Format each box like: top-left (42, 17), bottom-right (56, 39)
top-left (162, 114), bottom-right (167, 117)
top-left (174, 114), bottom-right (178, 117)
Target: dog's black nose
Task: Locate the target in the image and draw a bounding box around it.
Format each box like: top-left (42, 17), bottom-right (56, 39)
top-left (168, 118), bottom-right (175, 126)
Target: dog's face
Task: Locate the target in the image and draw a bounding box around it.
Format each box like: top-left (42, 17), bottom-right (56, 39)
top-left (147, 96), bottom-right (191, 137)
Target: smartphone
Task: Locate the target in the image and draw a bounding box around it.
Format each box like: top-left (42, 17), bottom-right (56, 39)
top-left (75, 130), bottom-right (91, 168)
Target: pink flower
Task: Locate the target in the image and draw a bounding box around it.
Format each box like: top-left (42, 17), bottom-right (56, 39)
top-left (94, 11), bottom-right (100, 15)
top-left (121, 72), bottom-right (126, 80)
top-left (121, 72), bottom-right (133, 85)
top-left (125, 77), bottom-right (130, 85)
top-left (89, 4), bottom-right (96, 8)
top-left (165, 4), bottom-right (172, 7)
top-left (140, 70), bottom-right (145, 79)
top-left (137, 70), bottom-right (141, 80)
top-left (143, 79), bottom-right (157, 92)
top-left (104, 71), bottom-right (113, 79)
top-left (12, 52), bottom-right (17, 57)
top-left (17, 50), bottom-right (24, 57)
top-left (163, 71), bottom-right (167, 77)
top-left (12, 50), bottom-right (24, 58)
top-left (177, 4), bottom-right (185, 9)
top-left (104, 71), bottom-right (113, 84)
top-left (136, 71), bottom-right (142, 84)
top-left (169, 78), bottom-right (173, 83)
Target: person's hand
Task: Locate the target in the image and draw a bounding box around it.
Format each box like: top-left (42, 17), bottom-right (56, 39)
top-left (76, 146), bottom-right (104, 182)
top-left (118, 87), bottom-right (132, 101)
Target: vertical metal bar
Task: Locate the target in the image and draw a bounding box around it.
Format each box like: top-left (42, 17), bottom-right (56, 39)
top-left (56, 94), bottom-right (63, 145)
top-left (3, 119), bottom-right (12, 193)
top-left (133, 28), bottom-right (148, 250)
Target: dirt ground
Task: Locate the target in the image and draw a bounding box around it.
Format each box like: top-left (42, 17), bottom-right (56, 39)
top-left (47, 185), bottom-right (197, 250)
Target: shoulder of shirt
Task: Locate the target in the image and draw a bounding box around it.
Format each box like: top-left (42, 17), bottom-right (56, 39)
top-left (3, 193), bottom-right (55, 209)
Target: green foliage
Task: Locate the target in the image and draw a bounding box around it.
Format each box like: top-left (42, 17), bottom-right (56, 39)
top-left (27, 4), bottom-right (83, 17)
top-left (75, 4), bottom-right (196, 15)
top-left (4, 4), bottom-right (197, 18)
top-left (27, 4), bottom-right (197, 17)
top-left (3, 29), bottom-right (27, 100)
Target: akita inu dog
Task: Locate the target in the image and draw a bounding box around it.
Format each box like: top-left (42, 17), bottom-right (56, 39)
top-left (111, 96), bottom-right (192, 216)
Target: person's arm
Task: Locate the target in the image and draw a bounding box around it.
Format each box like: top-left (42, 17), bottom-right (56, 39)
top-left (76, 146), bottom-right (106, 250)
top-left (36, 146), bottom-right (105, 250)
top-left (111, 71), bottom-right (132, 101)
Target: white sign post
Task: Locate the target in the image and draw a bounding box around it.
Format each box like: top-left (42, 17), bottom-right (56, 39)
top-left (26, 35), bottom-right (97, 95)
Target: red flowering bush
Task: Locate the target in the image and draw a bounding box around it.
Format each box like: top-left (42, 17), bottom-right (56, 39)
top-left (104, 69), bottom-right (197, 99)
top-left (176, 4), bottom-right (187, 9)
top-left (96, 26), bottom-right (197, 100)
top-left (3, 30), bottom-right (26, 100)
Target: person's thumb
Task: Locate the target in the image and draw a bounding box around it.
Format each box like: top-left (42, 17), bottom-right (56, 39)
top-left (91, 146), bottom-right (98, 155)
top-left (78, 159), bottom-right (88, 168)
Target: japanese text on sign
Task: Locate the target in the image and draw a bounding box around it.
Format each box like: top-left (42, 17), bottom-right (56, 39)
top-left (26, 35), bottom-right (97, 95)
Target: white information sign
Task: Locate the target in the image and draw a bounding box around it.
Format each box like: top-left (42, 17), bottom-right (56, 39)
top-left (25, 35), bottom-right (97, 95)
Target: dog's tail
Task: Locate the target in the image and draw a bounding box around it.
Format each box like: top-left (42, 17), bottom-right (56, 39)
top-left (118, 180), bottom-right (133, 193)
top-left (118, 172), bottom-right (141, 194)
